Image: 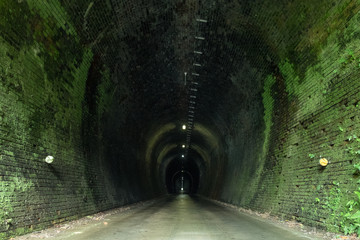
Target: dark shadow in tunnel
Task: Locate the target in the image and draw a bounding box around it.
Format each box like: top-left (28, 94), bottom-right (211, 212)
top-left (166, 158), bottom-right (200, 194)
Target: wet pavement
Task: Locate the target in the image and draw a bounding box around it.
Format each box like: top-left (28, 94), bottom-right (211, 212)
top-left (15, 195), bottom-right (317, 240)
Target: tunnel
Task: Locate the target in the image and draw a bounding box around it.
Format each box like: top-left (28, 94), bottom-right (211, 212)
top-left (1, 0), bottom-right (360, 239)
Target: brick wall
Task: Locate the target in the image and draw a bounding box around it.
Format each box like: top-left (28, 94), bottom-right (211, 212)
top-left (217, 0), bottom-right (360, 234)
top-left (0, 2), bottom-right (145, 239)
top-left (2, 0), bottom-right (360, 238)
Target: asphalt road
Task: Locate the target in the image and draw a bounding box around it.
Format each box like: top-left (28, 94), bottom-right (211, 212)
top-left (16, 195), bottom-right (316, 240)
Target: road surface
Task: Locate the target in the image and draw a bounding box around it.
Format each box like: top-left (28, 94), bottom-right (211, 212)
top-left (15, 194), bottom-right (316, 240)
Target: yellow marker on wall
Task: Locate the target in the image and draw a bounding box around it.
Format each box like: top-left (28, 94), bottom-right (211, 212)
top-left (319, 158), bottom-right (328, 167)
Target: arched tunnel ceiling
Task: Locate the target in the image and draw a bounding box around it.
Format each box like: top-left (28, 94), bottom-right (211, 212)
top-left (63, 0), bottom-right (271, 129)
top-left (58, 0), bottom-right (339, 194)
top-left (58, 0), bottom-right (280, 194)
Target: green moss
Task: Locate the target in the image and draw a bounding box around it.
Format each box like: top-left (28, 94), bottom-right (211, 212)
top-left (14, 227), bottom-right (27, 235)
top-left (0, 1), bottom-right (97, 238)
top-left (97, 67), bottom-right (113, 118)
top-left (261, 74), bottom-right (276, 155)
top-left (234, 74), bottom-right (276, 206)
top-left (3, 150), bottom-right (14, 157)
top-left (0, 1), bottom-right (33, 46)
top-left (26, 0), bottom-right (77, 36)
top-left (0, 176), bottom-right (34, 224)
top-left (278, 59), bottom-right (300, 100)
top-left (54, 48), bottom-right (93, 129)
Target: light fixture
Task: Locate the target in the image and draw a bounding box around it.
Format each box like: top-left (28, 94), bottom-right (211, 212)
top-left (182, 144), bottom-right (186, 148)
top-left (184, 72), bottom-right (187, 85)
top-left (196, 18), bottom-right (208, 23)
top-left (45, 155), bottom-right (54, 164)
top-left (182, 124), bottom-right (186, 130)
top-left (181, 154), bottom-right (185, 158)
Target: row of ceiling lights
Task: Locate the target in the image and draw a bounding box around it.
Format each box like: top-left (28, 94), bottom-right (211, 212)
top-left (180, 17), bottom-right (207, 163)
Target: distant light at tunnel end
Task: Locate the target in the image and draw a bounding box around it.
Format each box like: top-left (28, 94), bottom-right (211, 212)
top-left (182, 124), bottom-right (186, 130)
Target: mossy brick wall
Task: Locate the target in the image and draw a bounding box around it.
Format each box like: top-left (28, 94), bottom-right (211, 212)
top-left (217, 0), bottom-right (360, 234)
top-left (3, 0), bottom-right (360, 238)
top-left (0, 1), bottom-right (141, 239)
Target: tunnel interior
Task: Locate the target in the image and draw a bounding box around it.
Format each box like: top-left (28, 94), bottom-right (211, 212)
top-left (165, 155), bottom-right (200, 194)
top-left (1, 0), bottom-right (360, 238)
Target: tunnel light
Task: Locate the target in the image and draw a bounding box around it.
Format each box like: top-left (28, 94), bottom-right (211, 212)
top-left (182, 124), bottom-right (186, 130)
top-left (194, 51), bottom-right (203, 54)
top-left (195, 36), bottom-right (205, 40)
top-left (192, 72), bottom-right (200, 76)
top-left (181, 187), bottom-right (184, 191)
top-left (45, 155), bottom-right (54, 164)
top-left (193, 63), bottom-right (202, 67)
top-left (196, 18), bottom-right (208, 23)
top-left (184, 72), bottom-right (187, 85)
top-left (182, 144), bottom-right (186, 148)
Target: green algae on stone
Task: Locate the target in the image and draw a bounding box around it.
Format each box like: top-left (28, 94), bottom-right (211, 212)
top-left (26, 0), bottom-right (77, 36)
top-left (261, 74), bottom-right (276, 155)
top-left (96, 66), bottom-right (114, 118)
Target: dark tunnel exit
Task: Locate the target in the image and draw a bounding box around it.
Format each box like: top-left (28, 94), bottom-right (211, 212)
top-left (165, 158), bottom-right (200, 194)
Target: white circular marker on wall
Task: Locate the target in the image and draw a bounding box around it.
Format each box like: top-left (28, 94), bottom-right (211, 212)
top-left (45, 155), bottom-right (54, 164)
